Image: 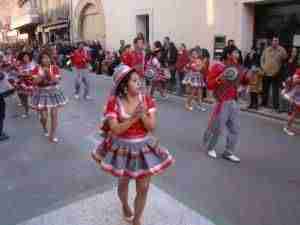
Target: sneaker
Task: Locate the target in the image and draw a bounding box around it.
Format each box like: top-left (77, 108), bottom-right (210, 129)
top-left (222, 151), bottom-right (240, 163)
top-left (197, 105), bottom-right (207, 112)
top-left (208, 150), bottom-right (217, 159)
top-left (21, 113), bottom-right (29, 119)
top-left (283, 127), bottom-right (295, 136)
top-left (84, 95), bottom-right (92, 100)
top-left (0, 134), bottom-right (10, 142)
top-left (74, 94), bottom-right (80, 100)
top-left (161, 94), bottom-right (168, 100)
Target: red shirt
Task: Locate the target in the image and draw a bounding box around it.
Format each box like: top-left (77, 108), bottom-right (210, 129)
top-left (32, 65), bottom-right (61, 86)
top-left (176, 50), bottom-right (190, 72)
top-left (70, 49), bottom-right (90, 69)
top-left (121, 51), bottom-right (133, 67)
top-left (131, 50), bottom-right (145, 78)
top-left (207, 62), bottom-right (238, 102)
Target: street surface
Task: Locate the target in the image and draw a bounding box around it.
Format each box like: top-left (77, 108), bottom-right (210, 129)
top-left (1, 70), bottom-right (300, 225)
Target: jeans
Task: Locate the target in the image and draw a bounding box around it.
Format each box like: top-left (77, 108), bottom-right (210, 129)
top-left (203, 100), bottom-right (240, 153)
top-left (74, 68), bottom-right (90, 97)
top-left (262, 75), bottom-right (280, 109)
top-left (175, 71), bottom-right (184, 96)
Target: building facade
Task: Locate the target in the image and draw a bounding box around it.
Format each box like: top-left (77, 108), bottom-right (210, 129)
top-left (70, 0), bottom-right (300, 56)
top-left (0, 0), bottom-right (19, 43)
top-left (10, 0), bottom-right (41, 43)
top-left (38, 0), bottom-right (70, 44)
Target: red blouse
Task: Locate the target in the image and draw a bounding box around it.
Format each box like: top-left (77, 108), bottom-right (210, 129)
top-left (186, 59), bottom-right (202, 73)
top-left (104, 95), bottom-right (156, 139)
top-left (32, 65), bottom-right (61, 86)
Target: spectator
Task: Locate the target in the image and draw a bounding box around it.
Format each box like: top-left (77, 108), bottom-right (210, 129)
top-left (119, 40), bottom-right (126, 55)
top-left (222, 40), bottom-right (243, 64)
top-left (166, 42), bottom-right (178, 91)
top-left (175, 43), bottom-right (189, 96)
top-left (131, 37), bottom-right (146, 79)
top-left (121, 44), bottom-right (133, 67)
top-left (244, 46), bottom-right (262, 110)
top-left (260, 36), bottom-right (287, 110)
top-left (95, 49), bottom-right (106, 74)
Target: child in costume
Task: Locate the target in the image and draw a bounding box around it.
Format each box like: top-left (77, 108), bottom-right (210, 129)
top-left (182, 48), bottom-right (206, 111)
top-left (282, 69), bottom-right (300, 136)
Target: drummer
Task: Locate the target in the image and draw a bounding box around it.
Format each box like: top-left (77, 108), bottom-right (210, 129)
top-left (202, 48), bottom-right (248, 163)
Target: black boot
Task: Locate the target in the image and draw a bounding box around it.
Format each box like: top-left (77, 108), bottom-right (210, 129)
top-left (248, 92), bottom-right (254, 109)
top-left (252, 93), bottom-right (258, 110)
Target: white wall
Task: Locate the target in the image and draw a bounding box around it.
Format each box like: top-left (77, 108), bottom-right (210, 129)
top-left (72, 0), bottom-right (255, 54)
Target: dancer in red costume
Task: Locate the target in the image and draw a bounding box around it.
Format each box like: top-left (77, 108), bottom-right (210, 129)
top-left (203, 48), bottom-right (248, 163)
top-left (282, 69), bottom-right (300, 136)
top-left (91, 65), bottom-right (174, 225)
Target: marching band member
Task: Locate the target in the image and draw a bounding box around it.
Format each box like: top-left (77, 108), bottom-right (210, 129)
top-left (203, 48), bottom-right (247, 163)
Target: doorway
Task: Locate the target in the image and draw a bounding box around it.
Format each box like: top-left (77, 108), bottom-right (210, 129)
top-left (136, 14), bottom-right (150, 43)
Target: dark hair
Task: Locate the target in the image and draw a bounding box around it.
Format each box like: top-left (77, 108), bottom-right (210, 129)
top-left (134, 37), bottom-right (144, 45)
top-left (18, 51), bottom-right (33, 62)
top-left (181, 43), bottom-right (186, 49)
top-left (124, 44), bottom-right (131, 51)
top-left (38, 51), bottom-right (53, 65)
top-left (154, 41), bottom-right (163, 49)
top-left (224, 47), bottom-right (238, 60)
top-left (115, 70), bottom-right (136, 98)
top-left (190, 48), bottom-right (201, 58)
top-left (228, 39), bottom-right (234, 44)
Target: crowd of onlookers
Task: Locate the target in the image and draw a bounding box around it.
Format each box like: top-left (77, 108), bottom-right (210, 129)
top-left (0, 33), bottom-right (298, 115)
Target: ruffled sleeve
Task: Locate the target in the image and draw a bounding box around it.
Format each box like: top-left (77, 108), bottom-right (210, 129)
top-left (103, 96), bottom-right (119, 119)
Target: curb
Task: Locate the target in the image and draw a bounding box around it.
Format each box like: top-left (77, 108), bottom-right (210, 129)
top-left (62, 70), bottom-right (299, 124)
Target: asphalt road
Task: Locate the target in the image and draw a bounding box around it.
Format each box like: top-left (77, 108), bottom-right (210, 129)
top-left (1, 70), bottom-right (300, 225)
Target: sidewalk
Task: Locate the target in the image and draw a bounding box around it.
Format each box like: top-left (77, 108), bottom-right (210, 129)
top-left (17, 184), bottom-right (216, 225)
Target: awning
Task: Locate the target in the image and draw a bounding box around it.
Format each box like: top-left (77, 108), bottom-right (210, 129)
top-left (10, 14), bottom-right (40, 30)
top-left (42, 19), bottom-right (69, 32)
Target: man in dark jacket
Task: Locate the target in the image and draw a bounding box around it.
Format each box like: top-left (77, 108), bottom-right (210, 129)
top-left (222, 40), bottom-right (243, 64)
top-left (0, 71), bottom-right (15, 141)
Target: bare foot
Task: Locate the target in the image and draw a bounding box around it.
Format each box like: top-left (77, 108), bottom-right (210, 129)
top-left (132, 218), bottom-right (142, 225)
top-left (122, 205), bottom-right (133, 221)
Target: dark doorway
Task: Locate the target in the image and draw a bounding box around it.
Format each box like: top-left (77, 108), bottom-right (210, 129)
top-left (136, 14), bottom-right (150, 43)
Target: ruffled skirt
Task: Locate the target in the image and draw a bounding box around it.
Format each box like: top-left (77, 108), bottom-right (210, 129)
top-left (30, 85), bottom-right (68, 110)
top-left (182, 72), bottom-right (205, 88)
top-left (92, 135), bottom-right (175, 179)
top-left (282, 86), bottom-right (300, 106)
